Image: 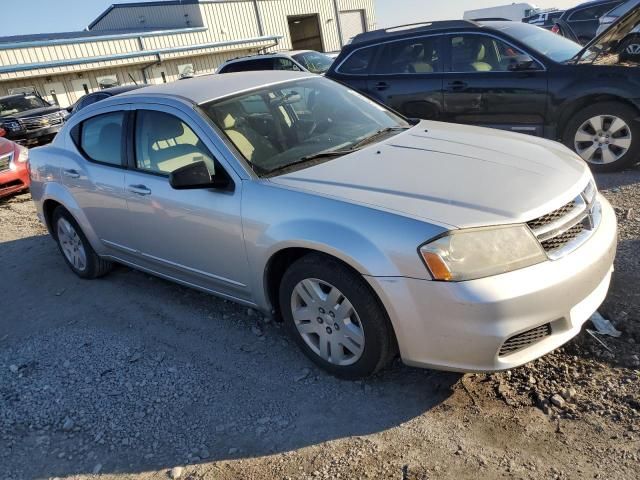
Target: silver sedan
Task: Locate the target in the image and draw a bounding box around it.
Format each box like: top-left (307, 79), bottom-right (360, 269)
top-left (29, 71), bottom-right (617, 378)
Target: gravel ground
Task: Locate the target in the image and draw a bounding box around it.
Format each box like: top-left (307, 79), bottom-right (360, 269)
top-left (0, 167), bottom-right (639, 480)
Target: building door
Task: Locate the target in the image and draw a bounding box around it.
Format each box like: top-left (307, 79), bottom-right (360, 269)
top-left (340, 10), bottom-right (366, 44)
top-left (288, 15), bottom-right (323, 51)
top-left (148, 66), bottom-right (169, 85)
top-left (43, 82), bottom-right (71, 108)
top-left (70, 79), bottom-right (92, 103)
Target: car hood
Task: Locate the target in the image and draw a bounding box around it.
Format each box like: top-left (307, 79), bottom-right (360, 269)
top-left (269, 121), bottom-right (592, 229)
top-left (1, 106), bottom-right (61, 120)
top-left (574, 3), bottom-right (640, 63)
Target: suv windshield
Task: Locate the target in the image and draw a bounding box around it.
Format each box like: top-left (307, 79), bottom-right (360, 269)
top-left (201, 77), bottom-right (409, 176)
top-left (483, 21), bottom-right (583, 62)
top-left (0, 95), bottom-right (49, 117)
top-left (291, 51), bottom-right (334, 74)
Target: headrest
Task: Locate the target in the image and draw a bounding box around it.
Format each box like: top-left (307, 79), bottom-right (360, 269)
top-left (477, 43), bottom-right (486, 61)
top-left (152, 118), bottom-right (185, 140)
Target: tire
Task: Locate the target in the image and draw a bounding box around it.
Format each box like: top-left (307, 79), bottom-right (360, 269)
top-left (279, 253), bottom-right (396, 379)
top-left (563, 102), bottom-right (640, 173)
top-left (52, 206), bottom-right (113, 279)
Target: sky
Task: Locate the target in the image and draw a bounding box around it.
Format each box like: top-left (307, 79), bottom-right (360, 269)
top-left (3, 0), bottom-right (583, 37)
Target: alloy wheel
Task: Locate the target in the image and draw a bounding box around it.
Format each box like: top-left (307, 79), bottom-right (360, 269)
top-left (290, 278), bottom-right (365, 366)
top-left (57, 218), bottom-right (87, 272)
top-left (574, 115), bottom-right (632, 165)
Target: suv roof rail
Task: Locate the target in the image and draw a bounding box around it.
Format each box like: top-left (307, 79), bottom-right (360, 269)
top-left (350, 20), bottom-right (476, 44)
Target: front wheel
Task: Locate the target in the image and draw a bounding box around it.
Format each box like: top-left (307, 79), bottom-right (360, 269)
top-left (563, 102), bottom-right (640, 172)
top-left (279, 254), bottom-right (396, 379)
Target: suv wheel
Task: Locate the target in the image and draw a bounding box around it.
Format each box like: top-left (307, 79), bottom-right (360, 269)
top-left (279, 253), bottom-right (396, 379)
top-left (52, 207), bottom-right (113, 279)
top-left (563, 102), bottom-right (640, 172)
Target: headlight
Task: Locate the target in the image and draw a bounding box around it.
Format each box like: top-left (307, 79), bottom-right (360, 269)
top-left (3, 120), bottom-right (22, 132)
top-left (17, 146), bottom-right (29, 163)
top-left (419, 225), bottom-right (546, 282)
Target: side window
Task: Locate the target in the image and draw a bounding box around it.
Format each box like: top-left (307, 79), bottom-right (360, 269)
top-left (337, 46), bottom-right (377, 74)
top-left (569, 3), bottom-right (620, 21)
top-left (274, 58), bottom-right (302, 71)
top-left (450, 35), bottom-right (532, 72)
top-left (134, 110), bottom-right (216, 175)
top-left (375, 36), bottom-right (441, 74)
top-left (79, 111), bottom-right (125, 166)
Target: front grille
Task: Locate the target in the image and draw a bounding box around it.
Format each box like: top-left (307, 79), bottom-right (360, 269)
top-left (527, 201), bottom-right (576, 230)
top-left (540, 223), bottom-right (585, 251)
top-left (527, 182), bottom-right (599, 259)
top-left (499, 323), bottom-right (552, 356)
top-left (20, 112), bottom-right (63, 132)
top-left (0, 153), bottom-right (12, 172)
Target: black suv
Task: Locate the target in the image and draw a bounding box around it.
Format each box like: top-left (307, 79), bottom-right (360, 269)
top-left (0, 93), bottom-right (66, 146)
top-left (326, 14), bottom-right (640, 172)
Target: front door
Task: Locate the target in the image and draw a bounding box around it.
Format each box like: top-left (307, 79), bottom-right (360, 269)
top-left (123, 105), bottom-right (251, 301)
top-left (365, 35), bottom-right (445, 120)
top-left (442, 33), bottom-right (548, 136)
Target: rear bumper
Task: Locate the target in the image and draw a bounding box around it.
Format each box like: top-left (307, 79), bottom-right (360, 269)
top-left (366, 195), bottom-right (617, 372)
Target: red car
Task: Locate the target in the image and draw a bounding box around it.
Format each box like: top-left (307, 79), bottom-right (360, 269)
top-left (0, 137), bottom-right (30, 199)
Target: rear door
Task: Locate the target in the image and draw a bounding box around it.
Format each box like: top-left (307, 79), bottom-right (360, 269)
top-left (442, 33), bottom-right (548, 136)
top-left (64, 106), bottom-right (133, 252)
top-left (567, 1), bottom-right (623, 42)
top-left (365, 35), bottom-right (445, 120)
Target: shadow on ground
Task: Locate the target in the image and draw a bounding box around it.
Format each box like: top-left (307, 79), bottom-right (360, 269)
top-left (0, 234), bottom-right (459, 478)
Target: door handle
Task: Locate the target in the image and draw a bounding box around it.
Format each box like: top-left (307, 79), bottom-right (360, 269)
top-left (446, 81), bottom-right (469, 92)
top-left (62, 169), bottom-right (80, 179)
top-left (127, 184), bottom-right (152, 196)
top-left (375, 82), bottom-right (390, 91)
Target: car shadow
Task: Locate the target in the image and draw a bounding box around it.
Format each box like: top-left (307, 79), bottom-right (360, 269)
top-left (0, 234), bottom-right (460, 478)
top-left (594, 164), bottom-right (640, 190)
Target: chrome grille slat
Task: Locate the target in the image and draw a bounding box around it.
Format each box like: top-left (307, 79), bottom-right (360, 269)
top-left (499, 323), bottom-right (552, 356)
top-left (19, 112), bottom-right (63, 132)
top-left (527, 182), bottom-right (599, 259)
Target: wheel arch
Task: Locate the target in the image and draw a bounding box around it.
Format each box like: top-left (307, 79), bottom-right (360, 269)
top-left (557, 94), bottom-right (640, 140)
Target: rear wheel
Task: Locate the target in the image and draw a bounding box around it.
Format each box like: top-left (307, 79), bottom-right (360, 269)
top-left (279, 253), bottom-right (396, 379)
top-left (52, 207), bottom-right (113, 279)
top-left (563, 102), bottom-right (640, 172)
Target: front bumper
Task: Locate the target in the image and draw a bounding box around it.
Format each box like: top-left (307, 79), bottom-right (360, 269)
top-left (366, 195), bottom-right (617, 372)
top-left (0, 164), bottom-right (30, 198)
top-left (6, 125), bottom-right (62, 146)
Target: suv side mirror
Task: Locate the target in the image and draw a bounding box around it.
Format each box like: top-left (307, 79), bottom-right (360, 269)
top-left (169, 160), bottom-right (234, 191)
top-left (508, 54), bottom-right (536, 71)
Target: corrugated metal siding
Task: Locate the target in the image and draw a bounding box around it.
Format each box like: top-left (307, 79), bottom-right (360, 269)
top-left (90, 4), bottom-right (204, 31)
top-left (338, 0), bottom-right (376, 31)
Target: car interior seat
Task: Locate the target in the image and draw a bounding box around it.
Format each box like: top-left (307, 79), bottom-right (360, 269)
top-left (407, 44), bottom-right (434, 73)
top-left (471, 42), bottom-right (493, 72)
top-left (144, 117), bottom-right (209, 174)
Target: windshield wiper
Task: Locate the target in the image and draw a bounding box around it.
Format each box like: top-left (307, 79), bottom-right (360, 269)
top-left (264, 147), bottom-right (358, 177)
top-left (349, 126), bottom-right (409, 150)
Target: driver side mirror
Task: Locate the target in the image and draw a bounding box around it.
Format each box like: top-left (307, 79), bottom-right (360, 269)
top-left (169, 160), bottom-right (234, 191)
top-left (508, 54), bottom-right (536, 71)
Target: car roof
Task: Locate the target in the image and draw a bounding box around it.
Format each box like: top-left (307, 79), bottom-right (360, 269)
top-left (0, 93), bottom-right (34, 101)
top-left (118, 70), bottom-right (315, 104)
top-left (222, 50), bottom-right (312, 64)
top-left (567, 0), bottom-right (620, 12)
top-left (97, 85), bottom-right (144, 96)
top-left (349, 20), bottom-right (477, 45)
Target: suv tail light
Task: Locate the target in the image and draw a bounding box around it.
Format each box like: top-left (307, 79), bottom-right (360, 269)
top-left (551, 24), bottom-right (561, 34)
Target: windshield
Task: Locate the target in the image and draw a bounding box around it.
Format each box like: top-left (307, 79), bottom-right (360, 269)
top-left (483, 21), bottom-right (583, 62)
top-left (201, 77), bottom-right (409, 176)
top-left (291, 51), bottom-right (334, 74)
top-left (0, 95), bottom-right (49, 117)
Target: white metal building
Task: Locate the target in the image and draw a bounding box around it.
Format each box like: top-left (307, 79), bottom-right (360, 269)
top-left (0, 0), bottom-right (376, 108)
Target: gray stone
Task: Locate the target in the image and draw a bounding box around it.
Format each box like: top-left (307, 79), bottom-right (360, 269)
top-left (550, 394), bottom-right (566, 409)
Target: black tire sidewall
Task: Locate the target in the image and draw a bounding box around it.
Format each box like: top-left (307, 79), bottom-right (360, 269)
top-left (563, 102), bottom-right (640, 172)
top-left (52, 207), bottom-right (100, 279)
top-left (279, 254), bottom-right (393, 379)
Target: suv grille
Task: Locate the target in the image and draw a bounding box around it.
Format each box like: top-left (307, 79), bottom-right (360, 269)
top-left (0, 152), bottom-right (12, 172)
top-left (527, 182), bottom-right (599, 260)
top-left (20, 112), bottom-right (63, 132)
top-left (499, 323), bottom-right (552, 356)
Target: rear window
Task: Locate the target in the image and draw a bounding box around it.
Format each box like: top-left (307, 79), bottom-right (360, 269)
top-left (337, 46), bottom-right (378, 74)
top-left (79, 112), bottom-right (126, 166)
top-left (219, 58), bottom-right (275, 73)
